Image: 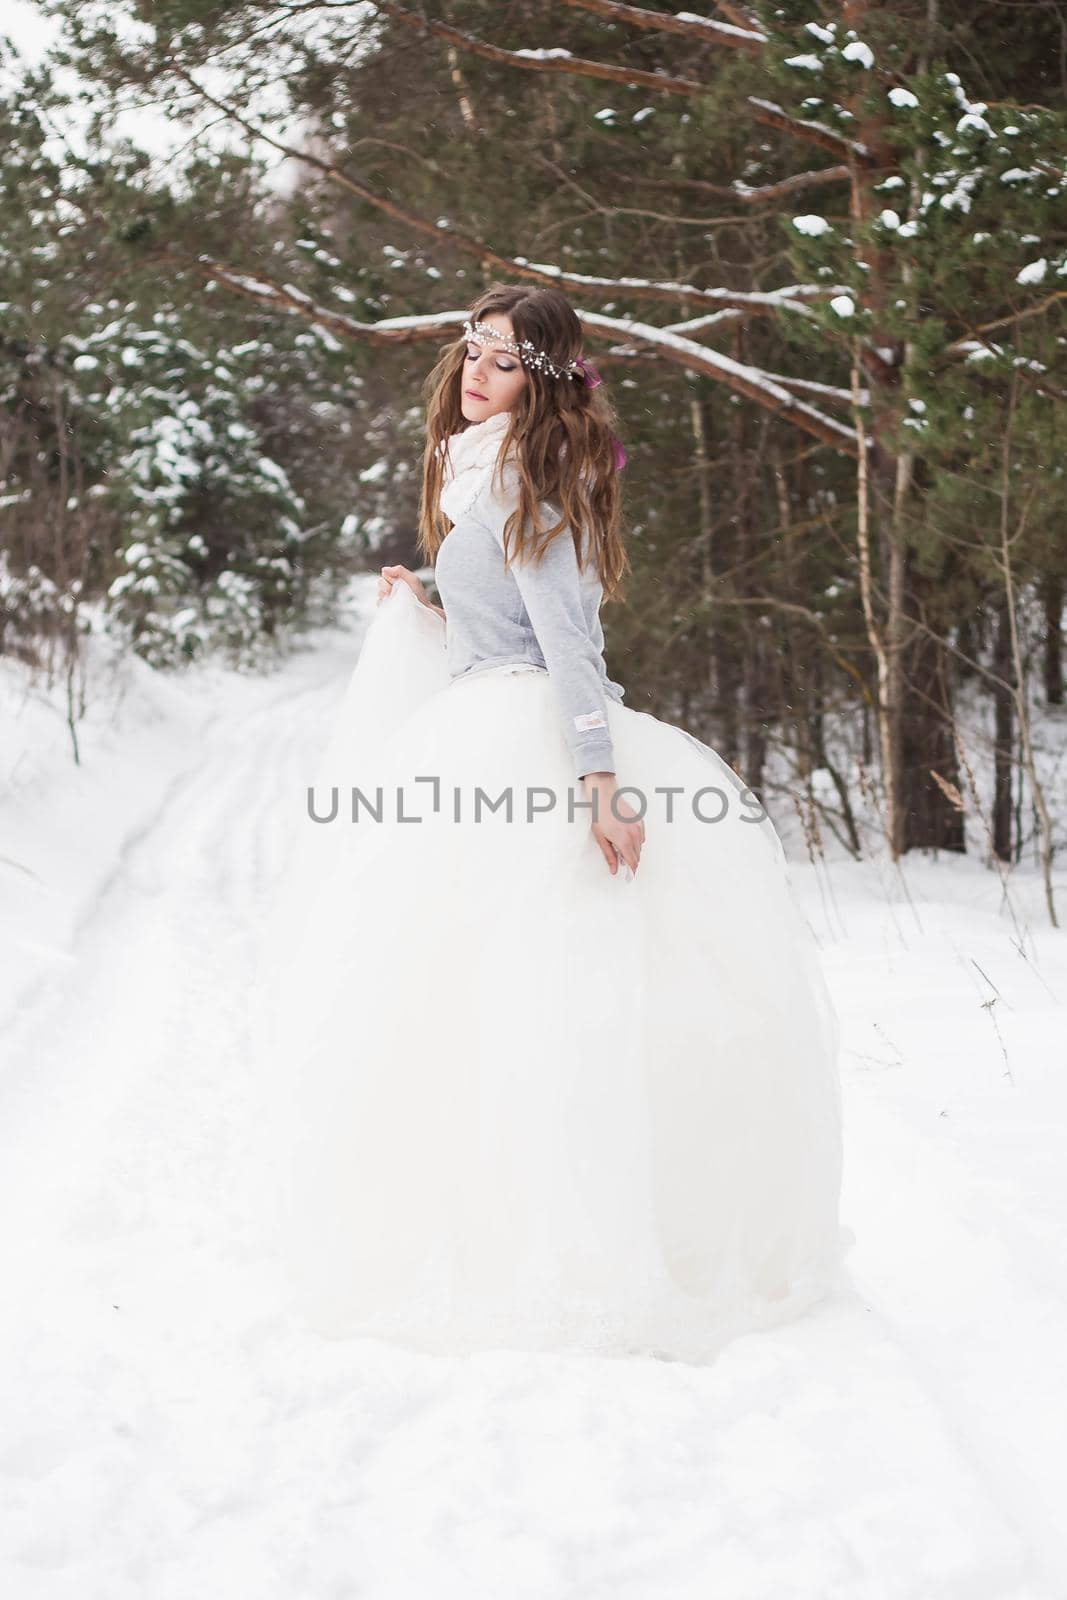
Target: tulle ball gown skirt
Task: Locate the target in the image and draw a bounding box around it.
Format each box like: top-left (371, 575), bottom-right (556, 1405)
top-left (252, 582), bottom-right (849, 1363)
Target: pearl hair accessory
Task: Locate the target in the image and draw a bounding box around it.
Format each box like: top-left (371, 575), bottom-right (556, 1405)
top-left (463, 318), bottom-right (583, 382)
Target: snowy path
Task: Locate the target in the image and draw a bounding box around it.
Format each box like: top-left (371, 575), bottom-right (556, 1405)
top-left (1, 594), bottom-right (1064, 1598)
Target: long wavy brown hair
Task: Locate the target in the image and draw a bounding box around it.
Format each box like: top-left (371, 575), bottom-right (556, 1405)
top-left (416, 282), bottom-right (630, 603)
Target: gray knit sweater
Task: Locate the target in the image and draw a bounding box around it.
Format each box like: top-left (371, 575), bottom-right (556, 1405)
top-left (434, 456), bottom-right (625, 780)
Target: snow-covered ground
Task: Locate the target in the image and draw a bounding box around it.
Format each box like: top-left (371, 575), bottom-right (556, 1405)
top-left (1, 577), bottom-right (1064, 1599)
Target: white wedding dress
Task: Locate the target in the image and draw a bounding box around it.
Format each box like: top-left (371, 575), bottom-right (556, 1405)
top-left (252, 580), bottom-right (849, 1363)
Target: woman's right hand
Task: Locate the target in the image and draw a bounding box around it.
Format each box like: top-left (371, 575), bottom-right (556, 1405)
top-left (582, 773), bottom-right (645, 878)
top-left (377, 564), bottom-right (429, 607)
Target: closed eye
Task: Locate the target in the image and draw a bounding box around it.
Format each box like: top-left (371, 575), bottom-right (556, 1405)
top-left (466, 345), bottom-right (517, 372)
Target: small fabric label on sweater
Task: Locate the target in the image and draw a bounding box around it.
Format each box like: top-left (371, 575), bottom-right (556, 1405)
top-left (573, 710), bottom-right (607, 731)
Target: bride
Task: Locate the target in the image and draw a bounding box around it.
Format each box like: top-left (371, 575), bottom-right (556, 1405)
top-left (253, 282), bottom-right (850, 1363)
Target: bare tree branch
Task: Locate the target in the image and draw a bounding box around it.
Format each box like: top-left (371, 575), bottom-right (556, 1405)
top-left (759, 372), bottom-right (869, 407)
top-left (606, 166), bottom-right (852, 206)
top-left (746, 97), bottom-right (871, 161)
top-left (730, 166), bottom-right (851, 202)
top-left (714, 1), bottom-right (763, 30)
top-left (185, 259), bottom-right (466, 346)
top-left (370, 0), bottom-right (709, 95)
top-left (163, 61), bottom-right (855, 325)
top-left (943, 289), bottom-right (1067, 354)
top-left (364, 2), bottom-right (873, 161)
top-left (635, 168), bottom-right (840, 198)
top-left (660, 286), bottom-right (849, 329)
top-left (170, 253), bottom-right (859, 452)
top-left (556, 0), bottom-right (766, 53)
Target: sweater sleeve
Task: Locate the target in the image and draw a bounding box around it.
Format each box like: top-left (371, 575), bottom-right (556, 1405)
top-left (472, 471), bottom-right (617, 781)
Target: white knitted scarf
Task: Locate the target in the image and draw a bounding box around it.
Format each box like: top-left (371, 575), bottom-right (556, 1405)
top-left (437, 409), bottom-right (514, 524)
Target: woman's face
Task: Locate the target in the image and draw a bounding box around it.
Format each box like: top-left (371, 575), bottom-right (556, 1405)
top-left (460, 313), bottom-right (529, 422)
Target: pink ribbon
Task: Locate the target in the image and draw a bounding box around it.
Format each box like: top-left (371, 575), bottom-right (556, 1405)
top-left (575, 354), bottom-right (603, 389)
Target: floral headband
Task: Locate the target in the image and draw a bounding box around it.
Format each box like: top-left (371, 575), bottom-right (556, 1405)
top-left (462, 318), bottom-right (627, 469)
top-left (463, 317), bottom-right (583, 381)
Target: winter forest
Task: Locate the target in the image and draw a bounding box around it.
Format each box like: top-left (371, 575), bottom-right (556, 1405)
top-left (2, 3), bottom-right (1067, 1597)
top-left (3, 0), bottom-right (1064, 874)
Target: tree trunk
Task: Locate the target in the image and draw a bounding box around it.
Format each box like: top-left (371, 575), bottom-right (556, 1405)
top-left (898, 554), bottom-right (966, 853)
top-left (991, 597), bottom-right (1015, 861)
top-left (1042, 572), bottom-right (1063, 706)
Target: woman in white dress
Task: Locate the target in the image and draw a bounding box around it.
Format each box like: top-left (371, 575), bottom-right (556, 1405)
top-left (254, 282), bottom-right (850, 1363)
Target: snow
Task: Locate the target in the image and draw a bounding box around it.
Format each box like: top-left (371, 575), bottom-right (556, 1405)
top-left (946, 77), bottom-right (993, 139)
top-left (805, 22), bottom-right (836, 45)
top-left (785, 53), bottom-right (823, 73)
top-left (830, 294), bottom-right (856, 317)
top-left (962, 343), bottom-right (1000, 363)
top-left (888, 87), bottom-right (919, 110)
top-left (841, 40), bottom-right (874, 68)
top-left (938, 172), bottom-right (980, 214)
top-left (879, 208), bottom-right (902, 230)
top-left (1017, 259), bottom-right (1049, 286)
top-left (255, 456), bottom-right (291, 487)
top-left (792, 213), bottom-right (832, 237)
top-left (1, 580), bottom-right (1066, 1595)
